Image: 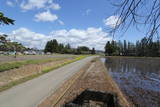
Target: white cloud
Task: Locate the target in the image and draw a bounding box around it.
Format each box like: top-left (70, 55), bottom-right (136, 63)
top-left (8, 27), bottom-right (112, 50)
top-left (50, 27), bottom-right (112, 50)
top-left (6, 1), bottom-right (14, 7)
top-left (20, 0), bottom-right (61, 23)
top-left (47, 3), bottom-right (61, 10)
top-left (8, 28), bottom-right (52, 49)
top-left (34, 11), bottom-right (58, 22)
top-left (58, 20), bottom-right (64, 25)
top-left (86, 9), bottom-right (91, 15)
top-left (104, 15), bottom-right (121, 28)
top-left (0, 32), bottom-right (4, 35)
top-left (20, 0), bottom-right (60, 10)
top-left (82, 9), bottom-right (92, 16)
top-left (20, 0), bottom-right (50, 10)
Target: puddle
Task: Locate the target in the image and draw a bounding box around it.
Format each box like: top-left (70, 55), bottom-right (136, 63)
top-left (101, 57), bottom-right (160, 107)
top-left (64, 89), bottom-right (120, 107)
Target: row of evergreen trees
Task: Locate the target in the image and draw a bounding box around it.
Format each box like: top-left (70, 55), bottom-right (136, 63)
top-left (105, 37), bottom-right (160, 57)
top-left (44, 39), bottom-right (96, 54)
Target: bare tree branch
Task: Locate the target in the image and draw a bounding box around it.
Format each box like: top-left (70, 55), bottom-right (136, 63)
top-left (110, 0), bottom-right (160, 40)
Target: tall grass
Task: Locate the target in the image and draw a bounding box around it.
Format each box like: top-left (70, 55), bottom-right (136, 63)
top-left (0, 58), bottom-right (69, 72)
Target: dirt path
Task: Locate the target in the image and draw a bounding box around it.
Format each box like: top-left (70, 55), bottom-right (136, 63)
top-left (0, 56), bottom-right (96, 107)
top-left (44, 59), bottom-right (133, 107)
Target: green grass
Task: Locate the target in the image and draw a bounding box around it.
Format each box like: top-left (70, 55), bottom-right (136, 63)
top-left (0, 73), bottom-right (41, 92)
top-left (0, 58), bottom-right (70, 72)
top-left (42, 55), bottom-right (87, 73)
top-left (0, 55), bottom-right (87, 92)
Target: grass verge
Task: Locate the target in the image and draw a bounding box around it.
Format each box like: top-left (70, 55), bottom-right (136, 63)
top-left (0, 55), bottom-right (87, 92)
top-left (0, 57), bottom-right (72, 72)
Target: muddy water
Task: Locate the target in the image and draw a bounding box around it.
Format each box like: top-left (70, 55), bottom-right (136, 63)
top-left (101, 57), bottom-right (160, 107)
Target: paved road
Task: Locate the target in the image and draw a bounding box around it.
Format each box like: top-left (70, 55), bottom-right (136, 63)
top-left (0, 56), bottom-right (96, 107)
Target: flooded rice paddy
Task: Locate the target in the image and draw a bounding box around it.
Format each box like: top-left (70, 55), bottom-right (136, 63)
top-left (101, 57), bottom-right (160, 107)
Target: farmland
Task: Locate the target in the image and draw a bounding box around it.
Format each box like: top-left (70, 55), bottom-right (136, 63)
top-left (0, 54), bottom-right (86, 92)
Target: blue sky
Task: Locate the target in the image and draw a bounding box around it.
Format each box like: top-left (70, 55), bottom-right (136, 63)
top-left (0, 0), bottom-right (146, 50)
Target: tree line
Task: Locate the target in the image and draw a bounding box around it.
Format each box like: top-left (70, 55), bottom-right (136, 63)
top-left (105, 37), bottom-right (160, 57)
top-left (44, 39), bottom-right (96, 54)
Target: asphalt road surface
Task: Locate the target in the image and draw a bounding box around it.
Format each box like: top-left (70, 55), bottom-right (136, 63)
top-left (0, 56), bottom-right (96, 107)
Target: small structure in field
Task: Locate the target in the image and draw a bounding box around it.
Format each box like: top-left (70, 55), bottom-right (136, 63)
top-left (64, 89), bottom-right (120, 107)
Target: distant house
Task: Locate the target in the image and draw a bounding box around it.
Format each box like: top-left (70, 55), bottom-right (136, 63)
top-left (46, 52), bottom-right (51, 55)
top-left (24, 51), bottom-right (36, 55)
top-left (35, 50), bottom-right (44, 55)
top-left (0, 51), bottom-right (4, 55)
top-left (0, 51), bottom-right (14, 55)
top-left (96, 50), bottom-right (104, 54)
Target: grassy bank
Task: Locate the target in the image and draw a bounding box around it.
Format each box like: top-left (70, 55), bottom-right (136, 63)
top-left (0, 55), bottom-right (87, 92)
top-left (42, 55), bottom-right (87, 73)
top-left (0, 57), bottom-right (72, 72)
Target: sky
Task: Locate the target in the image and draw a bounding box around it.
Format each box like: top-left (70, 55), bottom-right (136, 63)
top-left (0, 0), bottom-right (147, 50)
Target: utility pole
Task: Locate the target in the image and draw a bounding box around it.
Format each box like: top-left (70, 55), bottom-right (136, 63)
top-left (14, 35), bottom-right (16, 58)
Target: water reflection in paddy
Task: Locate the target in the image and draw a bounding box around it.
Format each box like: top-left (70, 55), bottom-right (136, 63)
top-left (101, 57), bottom-right (160, 107)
